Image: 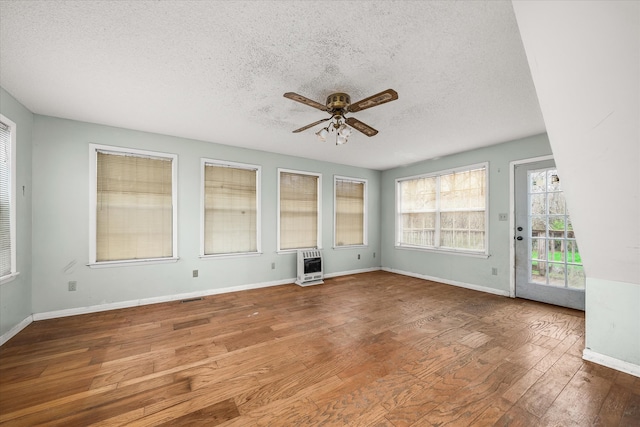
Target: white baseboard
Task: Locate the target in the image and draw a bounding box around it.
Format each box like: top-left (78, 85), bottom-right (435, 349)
top-left (583, 348), bottom-right (640, 378)
top-left (0, 315), bottom-right (33, 346)
top-left (31, 269), bottom-right (388, 321)
top-left (382, 267), bottom-right (510, 297)
top-left (324, 267), bottom-right (381, 278)
top-left (32, 268), bottom-right (385, 322)
top-left (33, 278), bottom-right (295, 321)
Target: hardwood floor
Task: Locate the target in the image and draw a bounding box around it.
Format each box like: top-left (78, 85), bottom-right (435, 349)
top-left (1, 271), bottom-right (638, 426)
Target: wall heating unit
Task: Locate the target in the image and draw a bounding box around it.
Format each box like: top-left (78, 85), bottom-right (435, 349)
top-left (295, 249), bottom-right (324, 286)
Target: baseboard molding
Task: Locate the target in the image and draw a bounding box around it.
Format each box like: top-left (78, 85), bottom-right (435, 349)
top-left (583, 348), bottom-right (640, 378)
top-left (31, 268), bottom-right (384, 322)
top-left (0, 315), bottom-right (33, 346)
top-left (382, 267), bottom-right (510, 297)
top-left (33, 278), bottom-right (295, 321)
top-left (324, 266), bottom-right (381, 279)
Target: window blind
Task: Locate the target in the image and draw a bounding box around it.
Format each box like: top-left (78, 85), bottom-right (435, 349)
top-left (204, 164), bottom-right (257, 255)
top-left (398, 166), bottom-right (486, 252)
top-left (96, 151), bottom-right (173, 261)
top-left (440, 167), bottom-right (486, 250)
top-left (279, 171), bottom-right (318, 250)
top-left (335, 179), bottom-right (365, 246)
top-left (0, 121), bottom-right (11, 276)
top-left (399, 176), bottom-right (437, 247)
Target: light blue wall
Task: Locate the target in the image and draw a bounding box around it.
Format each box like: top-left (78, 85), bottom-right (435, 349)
top-left (380, 134), bottom-right (552, 293)
top-left (586, 278), bottom-right (640, 367)
top-left (30, 115), bottom-right (381, 314)
top-left (0, 88), bottom-right (33, 338)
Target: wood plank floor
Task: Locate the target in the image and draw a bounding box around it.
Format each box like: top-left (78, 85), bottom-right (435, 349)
top-left (1, 271), bottom-right (638, 426)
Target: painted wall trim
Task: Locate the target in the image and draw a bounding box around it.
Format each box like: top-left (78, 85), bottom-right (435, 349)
top-left (0, 315), bottom-right (33, 346)
top-left (31, 268), bottom-right (383, 322)
top-left (583, 348), bottom-right (640, 379)
top-left (33, 279), bottom-right (294, 321)
top-left (324, 267), bottom-right (381, 278)
top-left (382, 267), bottom-right (510, 297)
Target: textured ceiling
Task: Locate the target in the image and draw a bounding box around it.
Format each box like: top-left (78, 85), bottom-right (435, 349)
top-left (0, 0), bottom-right (545, 170)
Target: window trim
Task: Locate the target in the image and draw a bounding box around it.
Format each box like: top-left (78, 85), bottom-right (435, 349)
top-left (333, 175), bottom-right (368, 249)
top-left (0, 115), bottom-right (18, 285)
top-left (199, 158), bottom-right (262, 259)
top-left (277, 168), bottom-right (322, 253)
top-left (395, 162), bottom-right (489, 257)
top-left (88, 144), bottom-right (179, 267)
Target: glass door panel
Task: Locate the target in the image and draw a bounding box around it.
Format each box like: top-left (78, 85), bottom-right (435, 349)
top-left (514, 159), bottom-right (585, 310)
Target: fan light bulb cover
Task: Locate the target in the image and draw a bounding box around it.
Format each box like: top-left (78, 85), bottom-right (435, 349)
top-left (316, 128), bottom-right (328, 141)
top-left (336, 134), bottom-right (348, 145)
top-left (338, 124), bottom-right (352, 137)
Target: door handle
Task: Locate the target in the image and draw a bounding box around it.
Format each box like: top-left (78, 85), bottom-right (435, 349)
top-left (517, 226), bottom-right (523, 231)
top-left (516, 236), bottom-right (523, 241)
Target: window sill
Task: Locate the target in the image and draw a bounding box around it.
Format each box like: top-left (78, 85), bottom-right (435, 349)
top-left (332, 244), bottom-right (368, 250)
top-left (395, 245), bottom-right (490, 259)
top-left (0, 272), bottom-right (20, 286)
top-left (200, 252), bottom-right (262, 260)
top-left (87, 257), bottom-right (180, 268)
top-left (277, 247), bottom-right (323, 255)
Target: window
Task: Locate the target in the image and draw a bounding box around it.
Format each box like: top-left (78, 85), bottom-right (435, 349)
top-left (396, 163), bottom-right (488, 255)
top-left (89, 144), bottom-right (178, 266)
top-left (278, 169), bottom-right (321, 251)
top-left (0, 115), bottom-right (17, 284)
top-left (334, 176), bottom-right (367, 247)
top-left (201, 159), bottom-right (260, 256)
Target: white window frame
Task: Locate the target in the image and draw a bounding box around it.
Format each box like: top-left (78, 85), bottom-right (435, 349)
top-left (395, 162), bottom-right (489, 257)
top-left (200, 158), bottom-right (262, 259)
top-left (0, 115), bottom-right (18, 285)
top-left (88, 144), bottom-right (178, 267)
top-left (333, 175), bottom-right (368, 248)
top-left (277, 168), bottom-right (322, 253)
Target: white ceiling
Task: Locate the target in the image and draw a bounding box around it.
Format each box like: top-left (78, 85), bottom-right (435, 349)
top-left (0, 0), bottom-right (545, 170)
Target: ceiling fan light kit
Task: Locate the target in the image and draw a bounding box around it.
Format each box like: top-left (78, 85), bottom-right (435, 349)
top-left (284, 89), bottom-right (398, 145)
top-left (315, 114), bottom-right (351, 145)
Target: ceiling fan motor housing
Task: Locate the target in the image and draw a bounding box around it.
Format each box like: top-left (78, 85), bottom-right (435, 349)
top-left (326, 93), bottom-right (351, 112)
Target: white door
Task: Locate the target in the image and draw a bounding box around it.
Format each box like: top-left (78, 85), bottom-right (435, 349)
top-left (514, 159), bottom-right (585, 310)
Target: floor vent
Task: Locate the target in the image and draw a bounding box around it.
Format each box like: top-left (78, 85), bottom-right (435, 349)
top-left (181, 297), bottom-right (204, 303)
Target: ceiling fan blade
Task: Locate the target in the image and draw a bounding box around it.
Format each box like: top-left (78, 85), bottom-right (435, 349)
top-left (292, 117), bottom-right (330, 133)
top-left (345, 117), bottom-right (378, 137)
top-left (348, 89), bottom-right (398, 113)
top-left (284, 92), bottom-right (329, 112)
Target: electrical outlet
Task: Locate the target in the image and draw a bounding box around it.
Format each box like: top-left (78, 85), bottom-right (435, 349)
top-left (68, 281), bottom-right (77, 291)
top-left (373, 252), bottom-right (376, 258)
top-left (357, 254), bottom-right (360, 260)
top-left (492, 268), bottom-right (498, 276)
top-left (271, 262), bottom-right (275, 270)
top-left (192, 270), bottom-right (198, 278)
top-left (499, 213), bottom-right (508, 221)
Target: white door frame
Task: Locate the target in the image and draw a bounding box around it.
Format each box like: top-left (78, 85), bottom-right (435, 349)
top-left (508, 154), bottom-right (554, 298)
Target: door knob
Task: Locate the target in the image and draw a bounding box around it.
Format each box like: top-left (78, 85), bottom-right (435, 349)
top-left (517, 226), bottom-right (523, 231)
top-left (516, 236), bottom-right (523, 240)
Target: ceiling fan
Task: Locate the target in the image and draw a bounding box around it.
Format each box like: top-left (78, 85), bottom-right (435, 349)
top-left (283, 89), bottom-right (398, 144)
